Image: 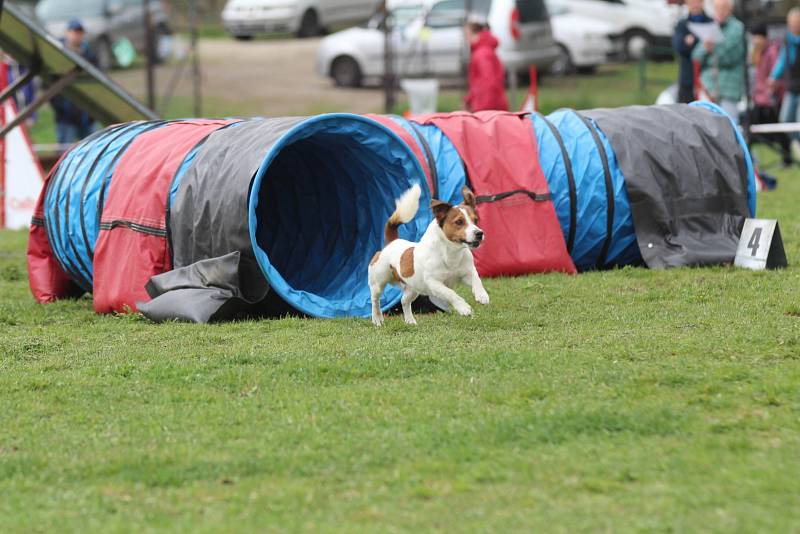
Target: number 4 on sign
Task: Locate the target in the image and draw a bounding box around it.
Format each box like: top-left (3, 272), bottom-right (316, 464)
top-left (734, 218), bottom-right (788, 270)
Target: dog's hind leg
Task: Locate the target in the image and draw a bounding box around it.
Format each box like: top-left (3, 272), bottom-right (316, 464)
top-left (401, 288), bottom-right (418, 325)
top-left (368, 266), bottom-right (389, 327)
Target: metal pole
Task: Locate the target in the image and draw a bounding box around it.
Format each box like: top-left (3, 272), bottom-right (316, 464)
top-left (462, 0), bottom-right (472, 98)
top-left (382, 1), bottom-right (395, 113)
top-left (0, 69), bottom-right (80, 140)
top-left (741, 4), bottom-right (751, 143)
top-left (143, 0), bottom-right (156, 111)
top-left (190, 0), bottom-right (201, 116)
top-left (0, 68), bottom-right (36, 105)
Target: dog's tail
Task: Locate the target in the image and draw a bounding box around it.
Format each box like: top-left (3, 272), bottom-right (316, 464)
top-left (384, 183), bottom-right (421, 245)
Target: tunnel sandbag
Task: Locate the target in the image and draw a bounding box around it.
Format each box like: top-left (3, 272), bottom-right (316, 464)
top-left (140, 114), bottom-right (432, 321)
top-left (584, 103), bottom-right (755, 268)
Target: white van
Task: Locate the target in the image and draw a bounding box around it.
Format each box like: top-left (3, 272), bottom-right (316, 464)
top-left (222, 0), bottom-right (378, 39)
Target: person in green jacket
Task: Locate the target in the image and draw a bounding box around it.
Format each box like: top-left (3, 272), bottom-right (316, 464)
top-left (692, 0), bottom-right (745, 121)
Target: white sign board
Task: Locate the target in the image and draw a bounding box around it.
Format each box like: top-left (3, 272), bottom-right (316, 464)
top-left (1, 97), bottom-right (45, 229)
top-left (734, 218), bottom-right (787, 270)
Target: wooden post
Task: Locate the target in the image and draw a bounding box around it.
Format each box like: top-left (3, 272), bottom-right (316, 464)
top-left (0, 69), bottom-right (80, 140)
top-left (143, 0), bottom-right (156, 111)
top-left (382, 1), bottom-right (395, 113)
top-left (190, 0), bottom-right (201, 116)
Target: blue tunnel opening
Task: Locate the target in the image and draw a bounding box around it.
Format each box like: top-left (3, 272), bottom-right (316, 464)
top-left (248, 114), bottom-right (432, 319)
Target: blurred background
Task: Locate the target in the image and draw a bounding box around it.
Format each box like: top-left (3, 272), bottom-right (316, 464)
top-left (3, 0), bottom-right (795, 148)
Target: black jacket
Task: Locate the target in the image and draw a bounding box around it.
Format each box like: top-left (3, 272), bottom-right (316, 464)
top-left (673, 13), bottom-right (712, 89)
top-left (51, 40), bottom-right (99, 126)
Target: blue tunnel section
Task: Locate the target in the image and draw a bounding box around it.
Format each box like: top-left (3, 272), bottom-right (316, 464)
top-left (248, 114), bottom-right (432, 318)
top-left (42, 120), bottom-right (167, 290)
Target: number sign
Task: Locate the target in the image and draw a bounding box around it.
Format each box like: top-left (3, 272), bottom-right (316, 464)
top-left (734, 219), bottom-right (787, 270)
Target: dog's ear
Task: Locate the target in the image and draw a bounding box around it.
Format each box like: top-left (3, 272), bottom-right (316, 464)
top-left (461, 186), bottom-right (476, 209)
top-left (430, 199), bottom-right (452, 225)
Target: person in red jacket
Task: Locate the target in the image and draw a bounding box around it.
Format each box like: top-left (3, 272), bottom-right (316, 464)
top-left (464, 17), bottom-right (509, 112)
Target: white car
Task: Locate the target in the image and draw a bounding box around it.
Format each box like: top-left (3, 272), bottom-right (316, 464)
top-left (546, 0), bottom-right (618, 74)
top-left (558, 0), bottom-right (681, 60)
top-left (221, 0), bottom-right (377, 39)
top-left (316, 0), bottom-right (560, 87)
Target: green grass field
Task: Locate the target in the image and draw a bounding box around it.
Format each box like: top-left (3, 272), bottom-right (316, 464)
top-left (4, 64), bottom-right (800, 531)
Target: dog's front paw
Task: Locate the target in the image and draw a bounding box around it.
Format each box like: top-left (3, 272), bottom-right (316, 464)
top-left (474, 289), bottom-right (490, 305)
top-left (372, 314), bottom-right (384, 327)
top-left (404, 316), bottom-right (418, 326)
top-left (453, 301), bottom-right (473, 316)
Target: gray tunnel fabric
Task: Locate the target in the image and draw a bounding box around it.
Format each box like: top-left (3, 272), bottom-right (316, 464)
top-left (584, 105), bottom-right (750, 268)
top-left (141, 252), bottom-right (262, 323)
top-left (139, 117), bottom-right (306, 322)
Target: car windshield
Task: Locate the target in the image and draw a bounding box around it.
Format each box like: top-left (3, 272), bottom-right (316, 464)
top-left (36, 0), bottom-right (104, 20)
top-left (365, 4), bottom-right (424, 29)
top-left (394, 4), bottom-right (424, 26)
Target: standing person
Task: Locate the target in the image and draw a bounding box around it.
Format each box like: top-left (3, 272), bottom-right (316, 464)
top-left (464, 16), bottom-right (508, 112)
top-left (691, 0), bottom-right (745, 121)
top-left (51, 19), bottom-right (99, 145)
top-left (672, 0), bottom-right (712, 104)
top-left (750, 22), bottom-right (791, 167)
top-left (769, 8), bottom-right (800, 150)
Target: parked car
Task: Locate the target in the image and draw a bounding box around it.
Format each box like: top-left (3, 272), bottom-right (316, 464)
top-left (221, 0), bottom-right (377, 39)
top-left (317, 0), bottom-right (560, 87)
top-left (35, 0), bottom-right (171, 70)
top-left (558, 0), bottom-right (680, 60)
top-left (546, 0), bottom-right (619, 74)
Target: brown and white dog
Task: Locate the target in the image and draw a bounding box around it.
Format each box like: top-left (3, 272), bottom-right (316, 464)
top-left (368, 184), bottom-right (489, 326)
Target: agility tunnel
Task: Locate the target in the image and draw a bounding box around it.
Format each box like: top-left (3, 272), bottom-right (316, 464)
top-left (28, 104), bottom-right (755, 322)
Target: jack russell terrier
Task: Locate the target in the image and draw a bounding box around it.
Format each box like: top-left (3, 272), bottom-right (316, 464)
top-left (368, 183), bottom-right (489, 326)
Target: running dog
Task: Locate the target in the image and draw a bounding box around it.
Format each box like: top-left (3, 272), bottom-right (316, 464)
top-left (368, 183), bottom-right (489, 326)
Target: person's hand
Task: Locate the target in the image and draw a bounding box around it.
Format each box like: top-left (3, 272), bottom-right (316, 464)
top-left (684, 34), bottom-right (695, 46)
top-left (704, 40), bottom-right (715, 53)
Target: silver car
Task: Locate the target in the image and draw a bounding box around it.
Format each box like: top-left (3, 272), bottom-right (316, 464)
top-left (317, 0), bottom-right (560, 87)
top-left (35, 0), bottom-right (171, 70)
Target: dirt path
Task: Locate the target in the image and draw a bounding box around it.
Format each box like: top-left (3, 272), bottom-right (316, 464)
top-left (112, 37), bottom-right (384, 117)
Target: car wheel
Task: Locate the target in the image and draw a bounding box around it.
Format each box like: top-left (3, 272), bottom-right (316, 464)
top-left (95, 36), bottom-right (114, 71)
top-left (550, 44), bottom-right (573, 76)
top-left (331, 56), bottom-right (362, 87)
top-left (297, 9), bottom-right (321, 38)
top-left (234, 34), bottom-right (254, 41)
top-left (623, 30), bottom-right (650, 61)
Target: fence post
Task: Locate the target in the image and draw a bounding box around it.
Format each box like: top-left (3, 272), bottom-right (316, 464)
top-left (638, 51), bottom-right (647, 97)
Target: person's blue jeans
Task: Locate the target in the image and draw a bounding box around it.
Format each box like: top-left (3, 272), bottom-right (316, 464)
top-left (780, 91), bottom-right (800, 142)
top-left (56, 120), bottom-right (98, 146)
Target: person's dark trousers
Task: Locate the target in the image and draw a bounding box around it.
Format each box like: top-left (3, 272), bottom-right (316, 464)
top-left (678, 84), bottom-right (695, 104)
top-left (750, 105), bottom-right (792, 165)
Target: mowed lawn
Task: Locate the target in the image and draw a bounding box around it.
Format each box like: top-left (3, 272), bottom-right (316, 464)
top-left (3, 64), bottom-right (800, 531)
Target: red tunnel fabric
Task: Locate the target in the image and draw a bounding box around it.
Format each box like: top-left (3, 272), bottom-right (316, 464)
top-left (93, 119), bottom-right (236, 313)
top-left (413, 111), bottom-right (577, 277)
top-left (28, 151), bottom-right (81, 303)
top-left (365, 114), bottom-right (435, 196)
